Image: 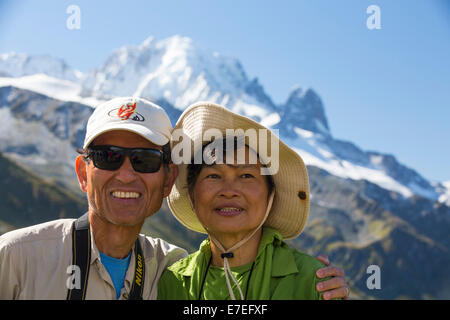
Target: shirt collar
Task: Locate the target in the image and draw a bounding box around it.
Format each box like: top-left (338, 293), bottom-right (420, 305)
top-left (90, 229), bottom-right (143, 297)
top-left (90, 228), bottom-right (102, 265)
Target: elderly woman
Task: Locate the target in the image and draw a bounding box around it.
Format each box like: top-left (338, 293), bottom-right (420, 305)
top-left (158, 102), bottom-right (348, 300)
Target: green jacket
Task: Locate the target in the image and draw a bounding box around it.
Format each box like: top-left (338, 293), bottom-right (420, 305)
top-left (158, 228), bottom-right (327, 300)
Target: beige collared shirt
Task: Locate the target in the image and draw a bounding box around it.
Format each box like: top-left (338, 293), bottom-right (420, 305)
top-left (0, 218), bottom-right (188, 300)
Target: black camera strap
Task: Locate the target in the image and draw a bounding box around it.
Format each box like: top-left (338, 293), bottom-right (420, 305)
top-left (129, 237), bottom-right (145, 300)
top-left (66, 213), bottom-right (145, 300)
top-left (66, 213), bottom-right (91, 300)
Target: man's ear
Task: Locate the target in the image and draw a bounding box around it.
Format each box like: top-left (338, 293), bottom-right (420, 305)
top-left (163, 163), bottom-right (179, 198)
top-left (75, 155), bottom-right (88, 193)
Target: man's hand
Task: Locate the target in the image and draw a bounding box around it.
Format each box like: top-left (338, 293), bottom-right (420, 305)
top-left (315, 254), bottom-right (350, 300)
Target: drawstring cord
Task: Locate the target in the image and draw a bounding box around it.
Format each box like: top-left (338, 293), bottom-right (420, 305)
top-left (198, 255), bottom-right (256, 300)
top-left (222, 252), bottom-right (243, 300)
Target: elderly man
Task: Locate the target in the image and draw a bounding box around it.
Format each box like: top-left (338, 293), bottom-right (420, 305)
top-left (0, 97), bottom-right (349, 300)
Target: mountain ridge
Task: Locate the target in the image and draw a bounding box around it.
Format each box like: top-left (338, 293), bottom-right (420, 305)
top-left (0, 35), bottom-right (449, 299)
top-left (0, 35), bottom-right (446, 203)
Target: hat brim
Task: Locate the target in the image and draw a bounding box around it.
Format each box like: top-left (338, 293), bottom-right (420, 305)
top-left (83, 122), bottom-right (169, 149)
top-left (167, 102), bottom-right (310, 240)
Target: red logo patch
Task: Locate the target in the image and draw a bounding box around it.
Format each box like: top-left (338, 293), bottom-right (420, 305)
top-left (117, 102), bottom-right (137, 120)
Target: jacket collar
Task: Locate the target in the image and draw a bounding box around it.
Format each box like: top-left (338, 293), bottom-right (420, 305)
top-left (169, 227), bottom-right (298, 277)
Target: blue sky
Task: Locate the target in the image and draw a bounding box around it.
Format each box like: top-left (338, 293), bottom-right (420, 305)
top-left (0, 0), bottom-right (449, 182)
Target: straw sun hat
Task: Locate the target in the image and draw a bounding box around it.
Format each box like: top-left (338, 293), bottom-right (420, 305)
top-left (167, 102), bottom-right (310, 240)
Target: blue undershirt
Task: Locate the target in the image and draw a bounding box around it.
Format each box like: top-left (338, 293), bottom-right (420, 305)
top-left (99, 251), bottom-right (132, 299)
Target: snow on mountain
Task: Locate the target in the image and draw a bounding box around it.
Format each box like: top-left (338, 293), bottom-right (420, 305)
top-left (81, 35), bottom-right (279, 123)
top-left (276, 86), bottom-right (439, 202)
top-left (434, 181), bottom-right (450, 206)
top-left (0, 35), bottom-right (445, 205)
top-left (0, 74), bottom-right (104, 107)
top-left (285, 126), bottom-right (436, 200)
top-left (0, 52), bottom-right (83, 83)
top-left (0, 85), bottom-right (94, 192)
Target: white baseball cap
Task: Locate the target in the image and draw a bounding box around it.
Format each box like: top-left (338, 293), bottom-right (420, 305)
top-left (83, 97), bottom-right (173, 149)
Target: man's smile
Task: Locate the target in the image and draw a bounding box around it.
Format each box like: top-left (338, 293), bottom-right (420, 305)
top-left (110, 190), bottom-right (142, 199)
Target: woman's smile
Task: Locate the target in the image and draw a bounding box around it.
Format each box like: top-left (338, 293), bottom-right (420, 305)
top-left (214, 206), bottom-right (244, 217)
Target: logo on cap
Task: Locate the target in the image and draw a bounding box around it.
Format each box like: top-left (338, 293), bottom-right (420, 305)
top-left (108, 102), bottom-right (145, 121)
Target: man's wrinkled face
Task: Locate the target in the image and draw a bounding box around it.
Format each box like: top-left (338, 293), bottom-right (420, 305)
top-left (75, 130), bottom-right (176, 227)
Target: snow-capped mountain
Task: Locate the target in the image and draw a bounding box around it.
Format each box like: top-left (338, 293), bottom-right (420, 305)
top-left (0, 85), bottom-right (93, 192)
top-left (81, 36), bottom-right (280, 126)
top-left (0, 35), bottom-right (447, 204)
top-left (276, 87), bottom-right (331, 137)
top-left (436, 180), bottom-right (450, 206)
top-left (274, 86), bottom-right (440, 202)
top-left (0, 52), bottom-right (83, 83)
top-left (1, 35), bottom-right (449, 299)
top-left (0, 74), bottom-right (104, 107)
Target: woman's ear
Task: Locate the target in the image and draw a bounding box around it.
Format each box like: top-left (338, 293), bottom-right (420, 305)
top-left (75, 155), bottom-right (88, 193)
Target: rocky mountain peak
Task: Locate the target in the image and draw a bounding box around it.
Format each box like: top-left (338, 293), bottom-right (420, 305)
top-left (277, 86), bottom-right (330, 137)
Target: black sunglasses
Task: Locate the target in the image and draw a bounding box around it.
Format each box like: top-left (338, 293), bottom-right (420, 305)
top-left (86, 145), bottom-right (165, 173)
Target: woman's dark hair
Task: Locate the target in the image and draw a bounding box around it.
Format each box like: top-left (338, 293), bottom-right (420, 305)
top-left (186, 137), bottom-right (275, 195)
